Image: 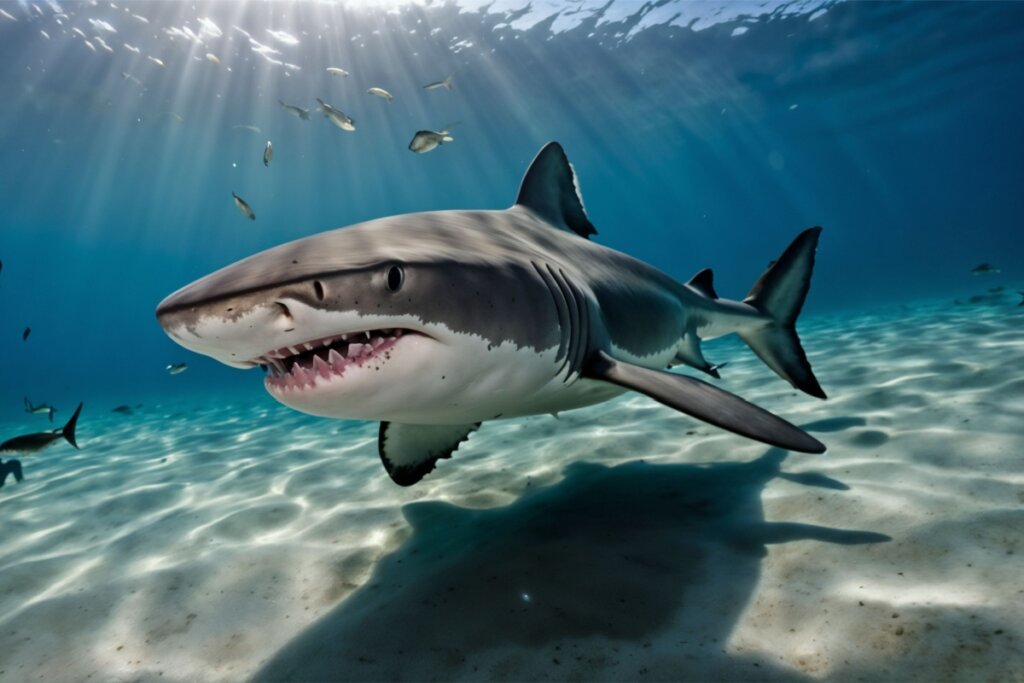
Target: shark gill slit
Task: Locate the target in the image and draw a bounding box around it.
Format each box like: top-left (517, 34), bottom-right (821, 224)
top-left (560, 267), bottom-right (590, 381)
top-left (531, 261), bottom-right (572, 377)
top-left (546, 264), bottom-right (586, 382)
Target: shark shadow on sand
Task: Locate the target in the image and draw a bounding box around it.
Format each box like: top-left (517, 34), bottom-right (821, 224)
top-left (254, 450), bottom-right (890, 682)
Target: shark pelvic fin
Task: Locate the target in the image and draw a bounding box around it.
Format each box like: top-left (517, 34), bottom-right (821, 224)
top-left (674, 333), bottom-right (721, 378)
top-left (378, 421), bottom-right (481, 486)
top-left (515, 142), bottom-right (597, 239)
top-left (741, 227), bottom-right (826, 399)
top-left (584, 351), bottom-right (825, 454)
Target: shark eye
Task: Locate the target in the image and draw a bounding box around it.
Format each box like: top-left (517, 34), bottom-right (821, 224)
top-left (386, 265), bottom-right (405, 292)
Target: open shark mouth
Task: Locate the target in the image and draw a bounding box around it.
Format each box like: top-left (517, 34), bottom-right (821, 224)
top-left (253, 328), bottom-right (415, 392)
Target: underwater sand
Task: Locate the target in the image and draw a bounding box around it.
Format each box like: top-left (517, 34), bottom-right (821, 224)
top-left (0, 299), bottom-right (1021, 682)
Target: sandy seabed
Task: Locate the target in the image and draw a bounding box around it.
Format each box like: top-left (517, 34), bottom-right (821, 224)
top-left (0, 299), bottom-right (1021, 682)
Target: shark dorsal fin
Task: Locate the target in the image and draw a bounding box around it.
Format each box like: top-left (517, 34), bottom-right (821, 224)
top-left (515, 142), bottom-right (597, 239)
top-left (687, 268), bottom-right (718, 299)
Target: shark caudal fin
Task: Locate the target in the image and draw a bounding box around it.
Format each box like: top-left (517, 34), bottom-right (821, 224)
top-left (62, 402), bottom-right (83, 449)
top-left (739, 227), bottom-right (826, 399)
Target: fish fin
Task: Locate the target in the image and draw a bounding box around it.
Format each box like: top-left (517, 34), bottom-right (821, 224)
top-left (378, 421), bottom-right (480, 486)
top-left (741, 227), bottom-right (826, 398)
top-left (686, 268), bottom-right (718, 299)
top-left (674, 333), bottom-right (720, 378)
top-left (62, 402), bottom-right (83, 449)
top-left (0, 459), bottom-right (24, 488)
top-left (444, 74), bottom-right (454, 90)
top-left (515, 142), bottom-right (597, 239)
top-left (584, 351), bottom-right (825, 453)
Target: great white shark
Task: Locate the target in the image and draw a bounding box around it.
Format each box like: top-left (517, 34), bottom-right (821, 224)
top-left (157, 142), bottom-right (828, 486)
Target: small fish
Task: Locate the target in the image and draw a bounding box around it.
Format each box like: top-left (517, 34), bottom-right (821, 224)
top-left (121, 71), bottom-right (141, 85)
top-left (408, 128), bottom-right (454, 154)
top-left (233, 124), bottom-right (262, 134)
top-left (0, 8), bottom-right (17, 21)
top-left (316, 98), bottom-right (355, 132)
top-left (971, 263), bottom-right (1000, 275)
top-left (988, 286), bottom-right (1004, 294)
top-left (24, 398), bottom-right (57, 423)
top-left (1017, 291), bottom-right (1024, 307)
top-left (166, 363), bottom-right (189, 375)
top-left (263, 140), bottom-right (273, 167)
top-left (22, 327), bottom-right (30, 341)
top-left (232, 192), bottom-right (255, 220)
top-left (325, 67), bottom-right (349, 77)
top-left (111, 405), bottom-right (134, 415)
top-left (163, 112), bottom-right (184, 123)
top-left (0, 403), bottom-right (82, 454)
top-left (205, 52), bottom-right (220, 64)
top-left (148, 56), bottom-right (165, 67)
top-left (423, 74), bottom-right (454, 91)
top-left (84, 40), bottom-right (96, 52)
top-left (278, 99), bottom-right (310, 120)
top-left (367, 87), bottom-right (393, 103)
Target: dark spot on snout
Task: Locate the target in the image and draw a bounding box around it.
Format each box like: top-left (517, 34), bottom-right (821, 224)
top-left (313, 280), bottom-right (325, 301)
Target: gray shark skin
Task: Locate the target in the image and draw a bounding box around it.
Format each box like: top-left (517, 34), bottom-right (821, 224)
top-left (157, 142), bottom-right (827, 486)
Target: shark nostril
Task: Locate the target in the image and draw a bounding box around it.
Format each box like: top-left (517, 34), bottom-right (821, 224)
top-left (313, 280), bottom-right (325, 301)
top-left (275, 301), bottom-right (293, 320)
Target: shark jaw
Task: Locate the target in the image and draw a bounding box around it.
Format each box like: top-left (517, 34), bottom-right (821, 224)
top-left (256, 327), bottom-right (411, 393)
top-left (160, 296), bottom-right (569, 424)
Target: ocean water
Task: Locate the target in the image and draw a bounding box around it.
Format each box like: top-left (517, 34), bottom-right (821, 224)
top-left (1, 1), bottom-right (1022, 681)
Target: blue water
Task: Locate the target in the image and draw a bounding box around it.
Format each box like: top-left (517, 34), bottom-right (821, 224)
top-left (2, 4), bottom-right (1024, 681)
top-left (1, 0), bottom-right (1022, 410)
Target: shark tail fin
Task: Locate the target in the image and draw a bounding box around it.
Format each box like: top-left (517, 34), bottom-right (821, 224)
top-left (62, 402), bottom-right (83, 449)
top-left (739, 227), bottom-right (826, 399)
top-left (443, 74), bottom-right (454, 90)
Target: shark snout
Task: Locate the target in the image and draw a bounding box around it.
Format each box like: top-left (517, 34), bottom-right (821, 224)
top-left (157, 295), bottom-right (297, 368)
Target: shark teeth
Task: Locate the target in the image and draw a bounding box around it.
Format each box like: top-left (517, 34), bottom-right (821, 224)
top-left (256, 327), bottom-right (410, 391)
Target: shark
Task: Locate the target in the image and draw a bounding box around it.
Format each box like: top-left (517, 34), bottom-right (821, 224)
top-left (156, 142), bottom-right (828, 486)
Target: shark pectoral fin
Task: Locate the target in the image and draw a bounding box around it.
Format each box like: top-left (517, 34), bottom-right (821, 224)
top-left (584, 351), bottom-right (825, 454)
top-left (378, 422), bottom-right (481, 486)
top-left (514, 142), bottom-right (597, 239)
